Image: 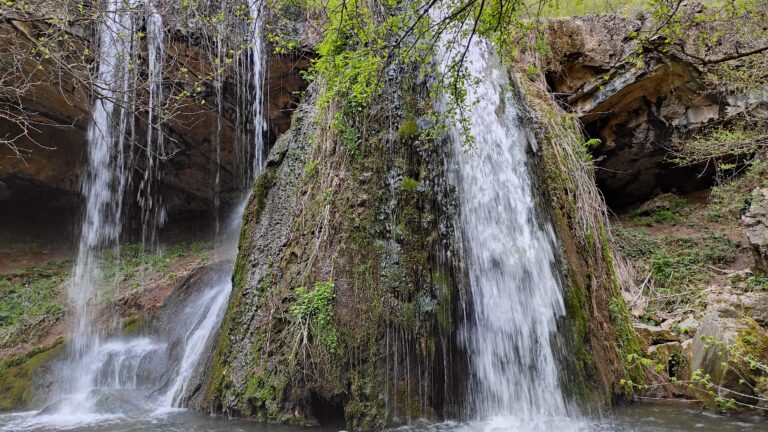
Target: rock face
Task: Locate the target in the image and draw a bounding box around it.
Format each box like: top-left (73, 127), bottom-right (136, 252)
top-left (743, 188), bottom-right (768, 272)
top-left (201, 59), bottom-right (644, 428)
top-left (691, 310), bottom-right (768, 405)
top-left (649, 289), bottom-right (768, 407)
top-left (204, 77), bottom-right (465, 429)
top-left (633, 323), bottom-right (678, 350)
top-left (545, 16), bottom-right (767, 208)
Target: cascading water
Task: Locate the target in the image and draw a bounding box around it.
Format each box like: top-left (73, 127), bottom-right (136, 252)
top-left (249, 1), bottom-right (267, 176)
top-left (439, 37), bottom-right (582, 430)
top-left (59, 0), bottom-right (142, 413)
top-left (138, 4), bottom-right (167, 249)
top-left (159, 268), bottom-right (233, 407)
top-left (0, 1), bottom-right (268, 429)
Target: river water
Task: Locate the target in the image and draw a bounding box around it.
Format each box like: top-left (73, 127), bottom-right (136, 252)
top-left (1, 404), bottom-right (765, 431)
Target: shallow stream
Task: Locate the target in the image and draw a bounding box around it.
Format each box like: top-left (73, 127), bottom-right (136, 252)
top-left (1, 404), bottom-right (766, 432)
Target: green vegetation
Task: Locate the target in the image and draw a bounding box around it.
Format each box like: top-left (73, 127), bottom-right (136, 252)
top-left (290, 281), bottom-right (339, 354)
top-left (100, 241), bottom-right (210, 295)
top-left (745, 273), bottom-right (768, 292)
top-left (622, 327), bottom-right (768, 412)
top-left (627, 196), bottom-right (693, 227)
top-left (536, 0), bottom-right (647, 17)
top-left (616, 229), bottom-right (741, 312)
top-left (400, 176), bottom-right (420, 193)
top-left (707, 158), bottom-right (768, 221)
top-left (614, 228), bottom-right (661, 259)
top-left (397, 118), bottom-right (420, 140)
top-left (0, 261), bottom-right (68, 339)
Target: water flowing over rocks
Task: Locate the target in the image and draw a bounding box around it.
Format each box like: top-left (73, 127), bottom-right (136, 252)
top-left (4, 2), bottom-right (768, 430)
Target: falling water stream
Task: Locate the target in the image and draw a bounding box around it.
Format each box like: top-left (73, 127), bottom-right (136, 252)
top-left (2, 3), bottom-right (768, 431)
top-left (0, 1), bottom-right (266, 430)
top-left (441, 37), bottom-right (578, 430)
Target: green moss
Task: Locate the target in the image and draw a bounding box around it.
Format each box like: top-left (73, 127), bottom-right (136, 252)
top-left (600, 225), bottom-right (645, 388)
top-left (397, 118), bottom-right (420, 140)
top-left (733, 319), bottom-right (768, 369)
top-left (122, 316), bottom-right (144, 335)
top-left (244, 371), bottom-right (289, 421)
top-left (0, 341), bottom-right (64, 410)
top-left (208, 165), bottom-right (278, 405)
top-left (346, 370), bottom-right (387, 430)
top-left (562, 273), bottom-right (592, 397)
top-left (432, 270), bottom-right (453, 332)
top-left (400, 176), bottom-right (420, 193)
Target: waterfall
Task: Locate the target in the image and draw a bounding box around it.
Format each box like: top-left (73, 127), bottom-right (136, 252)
top-left (440, 38), bottom-right (582, 429)
top-left (159, 274), bottom-right (232, 407)
top-left (61, 0), bottom-right (143, 411)
top-left (13, 0), bottom-right (269, 426)
top-left (249, 0), bottom-right (267, 176)
top-left (138, 4), bottom-right (167, 249)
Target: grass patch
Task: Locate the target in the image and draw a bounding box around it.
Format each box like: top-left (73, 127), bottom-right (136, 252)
top-left (646, 234), bottom-right (740, 311)
top-left (532, 0), bottom-right (741, 18)
top-left (742, 272), bottom-right (768, 292)
top-left (628, 196), bottom-right (693, 227)
top-left (101, 241), bottom-right (211, 289)
top-left (614, 228), bottom-right (661, 259)
top-left (533, 0), bottom-right (647, 18)
top-left (617, 224), bottom-right (741, 313)
top-left (707, 158), bottom-right (768, 221)
top-left (0, 261), bottom-right (69, 332)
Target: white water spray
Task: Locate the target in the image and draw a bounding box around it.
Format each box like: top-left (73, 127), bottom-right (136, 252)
top-left (62, 0), bottom-right (143, 411)
top-left (438, 36), bottom-right (583, 431)
top-left (160, 276), bottom-right (232, 407)
top-left (26, 0), bottom-right (268, 426)
top-left (249, 0), bottom-right (267, 176)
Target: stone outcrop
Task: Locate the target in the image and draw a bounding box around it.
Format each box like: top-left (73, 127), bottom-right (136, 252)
top-left (633, 323), bottom-right (678, 350)
top-left (204, 74), bottom-right (464, 428)
top-left (545, 15), bottom-right (768, 208)
top-left (743, 188), bottom-right (768, 272)
top-left (632, 287), bottom-right (768, 405)
top-left (691, 305), bottom-right (768, 405)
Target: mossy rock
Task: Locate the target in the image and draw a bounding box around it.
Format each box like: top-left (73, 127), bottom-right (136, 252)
top-left (0, 341), bottom-right (64, 410)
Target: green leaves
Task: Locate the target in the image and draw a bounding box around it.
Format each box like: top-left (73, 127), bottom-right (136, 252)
top-left (0, 261), bottom-right (68, 331)
top-left (290, 281), bottom-right (339, 352)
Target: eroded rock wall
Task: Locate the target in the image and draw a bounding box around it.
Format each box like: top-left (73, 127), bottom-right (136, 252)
top-left (205, 70), bottom-right (465, 428)
top-left (544, 14), bottom-right (768, 208)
